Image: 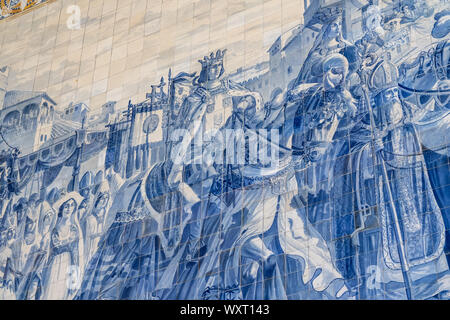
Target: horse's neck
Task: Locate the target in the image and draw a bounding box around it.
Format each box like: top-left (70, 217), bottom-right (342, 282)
top-left (402, 40), bottom-right (449, 90)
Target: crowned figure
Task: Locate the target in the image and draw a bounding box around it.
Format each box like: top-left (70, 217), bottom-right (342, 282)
top-left (292, 7), bottom-right (359, 87)
top-left (151, 49), bottom-right (266, 299)
top-left (154, 49), bottom-right (263, 264)
top-left (186, 53), bottom-right (356, 301)
top-left (357, 5), bottom-right (386, 49)
top-left (77, 50), bottom-right (261, 300)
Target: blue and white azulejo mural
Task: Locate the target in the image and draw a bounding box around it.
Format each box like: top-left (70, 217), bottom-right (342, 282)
top-left (0, 0), bottom-right (449, 300)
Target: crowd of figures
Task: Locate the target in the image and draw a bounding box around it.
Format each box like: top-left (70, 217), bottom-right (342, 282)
top-left (0, 167), bottom-right (123, 300)
top-left (1, 4), bottom-right (450, 300)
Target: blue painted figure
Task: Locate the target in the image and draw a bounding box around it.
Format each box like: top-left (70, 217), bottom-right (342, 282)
top-left (17, 201), bottom-right (55, 300)
top-left (206, 54), bottom-right (355, 300)
top-left (151, 50), bottom-right (270, 299)
top-left (42, 193), bottom-right (84, 300)
top-left (345, 57), bottom-right (450, 299)
top-left (0, 0), bottom-right (450, 300)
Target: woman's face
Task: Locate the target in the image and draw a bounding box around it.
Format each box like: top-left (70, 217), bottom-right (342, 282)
top-left (25, 218), bottom-right (36, 238)
top-left (0, 232), bottom-right (6, 247)
top-left (235, 96), bottom-right (256, 116)
top-left (326, 22), bottom-right (341, 39)
top-left (7, 212), bottom-right (16, 227)
top-left (80, 188), bottom-right (90, 198)
top-left (402, 5), bottom-right (413, 18)
top-left (96, 194), bottom-right (110, 211)
top-left (62, 199), bottom-right (76, 217)
top-left (24, 228), bottom-right (35, 245)
top-left (17, 205), bottom-right (27, 218)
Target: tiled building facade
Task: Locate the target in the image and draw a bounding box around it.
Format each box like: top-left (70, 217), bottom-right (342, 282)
top-left (0, 0), bottom-right (449, 300)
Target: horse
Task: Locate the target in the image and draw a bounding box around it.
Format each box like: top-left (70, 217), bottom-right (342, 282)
top-left (397, 39), bottom-right (450, 153)
top-left (398, 38), bottom-right (450, 268)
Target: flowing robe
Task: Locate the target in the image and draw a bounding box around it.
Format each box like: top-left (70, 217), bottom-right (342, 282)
top-left (76, 172), bottom-right (164, 300)
top-left (43, 222), bottom-right (81, 300)
top-left (0, 246), bottom-right (15, 300)
top-left (342, 96), bottom-right (450, 299)
top-left (194, 83), bottom-right (352, 300)
top-left (77, 79), bottom-right (259, 300)
top-left (153, 79), bottom-right (265, 299)
top-left (16, 231), bottom-right (51, 300)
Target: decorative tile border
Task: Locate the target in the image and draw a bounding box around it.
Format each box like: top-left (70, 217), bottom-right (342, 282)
top-left (0, 0), bottom-right (55, 21)
top-left (0, 0), bottom-right (448, 301)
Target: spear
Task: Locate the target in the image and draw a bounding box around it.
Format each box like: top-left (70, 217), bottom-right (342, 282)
top-left (359, 64), bottom-right (414, 300)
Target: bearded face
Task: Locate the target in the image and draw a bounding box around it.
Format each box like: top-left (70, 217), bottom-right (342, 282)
top-left (234, 96), bottom-right (256, 117)
top-left (207, 62), bottom-right (223, 82)
top-left (366, 12), bottom-right (385, 37)
top-left (382, 87), bottom-right (400, 103)
top-left (375, 87), bottom-right (404, 126)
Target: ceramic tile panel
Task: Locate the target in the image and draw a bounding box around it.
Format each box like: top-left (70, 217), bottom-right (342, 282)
top-left (0, 0), bottom-right (449, 301)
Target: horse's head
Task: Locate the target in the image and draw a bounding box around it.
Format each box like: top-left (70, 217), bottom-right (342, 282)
top-left (399, 40), bottom-right (450, 110)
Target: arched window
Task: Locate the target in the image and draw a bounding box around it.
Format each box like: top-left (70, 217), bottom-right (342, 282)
top-left (50, 106), bottom-right (55, 122)
top-left (40, 102), bottom-right (49, 124)
top-left (79, 171), bottom-right (94, 196)
top-left (23, 103), bottom-right (39, 130)
top-left (3, 110), bottom-right (21, 130)
top-left (23, 103), bottom-right (39, 118)
top-left (95, 170), bottom-right (104, 185)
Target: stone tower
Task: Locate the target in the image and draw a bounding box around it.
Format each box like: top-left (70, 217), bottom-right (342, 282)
top-left (0, 66), bottom-right (9, 110)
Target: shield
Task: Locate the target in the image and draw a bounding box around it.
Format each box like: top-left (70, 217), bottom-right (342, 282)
top-left (140, 163), bottom-right (188, 258)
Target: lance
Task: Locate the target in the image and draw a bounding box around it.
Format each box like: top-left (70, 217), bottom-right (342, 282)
top-left (165, 69), bottom-right (174, 162)
top-left (360, 71), bottom-right (414, 300)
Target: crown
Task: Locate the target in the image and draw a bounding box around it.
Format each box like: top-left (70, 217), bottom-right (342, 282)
top-left (198, 49), bottom-right (227, 68)
top-left (309, 6), bottom-right (343, 26)
top-left (369, 60), bottom-right (399, 96)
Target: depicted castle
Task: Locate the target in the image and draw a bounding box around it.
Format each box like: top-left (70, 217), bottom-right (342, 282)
top-left (230, 0), bottom-right (431, 101)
